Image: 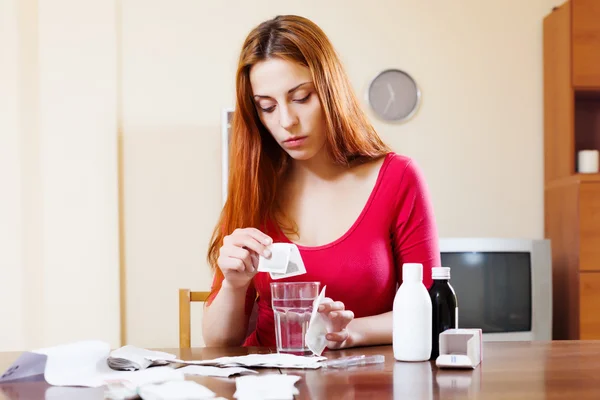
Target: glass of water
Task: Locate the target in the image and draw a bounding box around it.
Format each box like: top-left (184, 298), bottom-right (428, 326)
top-left (270, 281), bottom-right (320, 355)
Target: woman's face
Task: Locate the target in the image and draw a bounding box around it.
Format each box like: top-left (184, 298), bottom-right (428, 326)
top-left (250, 58), bottom-right (327, 161)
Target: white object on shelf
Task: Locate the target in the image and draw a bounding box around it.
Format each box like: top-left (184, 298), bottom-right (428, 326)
top-left (577, 149), bottom-right (599, 173)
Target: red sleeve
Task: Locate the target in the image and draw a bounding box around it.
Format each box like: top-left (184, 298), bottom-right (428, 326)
top-left (392, 159), bottom-right (440, 289)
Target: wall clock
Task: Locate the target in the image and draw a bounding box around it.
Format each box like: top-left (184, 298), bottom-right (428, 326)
top-left (367, 69), bottom-right (420, 123)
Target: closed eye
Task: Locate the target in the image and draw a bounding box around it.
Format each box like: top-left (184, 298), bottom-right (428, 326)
top-left (260, 105), bottom-right (276, 113)
top-left (259, 93), bottom-right (311, 113)
top-left (293, 93), bottom-right (311, 103)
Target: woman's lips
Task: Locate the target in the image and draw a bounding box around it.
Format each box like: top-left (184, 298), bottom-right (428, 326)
top-left (283, 136), bottom-right (307, 148)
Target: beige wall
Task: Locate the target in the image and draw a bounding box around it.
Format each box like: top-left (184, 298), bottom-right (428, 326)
top-left (121, 0), bottom-right (558, 348)
top-left (0, 0), bottom-right (23, 352)
top-left (0, 0), bottom-right (564, 351)
top-left (0, 0), bottom-right (120, 351)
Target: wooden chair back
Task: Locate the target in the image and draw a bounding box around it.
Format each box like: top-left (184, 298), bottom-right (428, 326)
top-left (178, 289), bottom-right (210, 348)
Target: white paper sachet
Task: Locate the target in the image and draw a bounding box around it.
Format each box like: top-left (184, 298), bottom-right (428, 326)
top-left (180, 353), bottom-right (325, 369)
top-left (138, 380), bottom-right (217, 400)
top-left (72, 366), bottom-right (185, 389)
top-left (178, 365), bottom-right (258, 377)
top-left (234, 374), bottom-right (301, 400)
top-left (269, 244), bottom-right (307, 280)
top-left (104, 382), bottom-right (139, 400)
top-left (0, 340), bottom-right (185, 388)
top-left (257, 243), bottom-right (291, 273)
top-left (108, 345), bottom-right (177, 371)
top-left (305, 285), bottom-right (330, 356)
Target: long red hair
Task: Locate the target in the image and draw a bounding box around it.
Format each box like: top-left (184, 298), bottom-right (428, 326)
top-left (207, 15), bottom-right (391, 298)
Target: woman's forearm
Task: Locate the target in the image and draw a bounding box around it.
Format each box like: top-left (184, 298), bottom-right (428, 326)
top-left (346, 311), bottom-right (393, 348)
top-left (202, 281), bottom-right (250, 346)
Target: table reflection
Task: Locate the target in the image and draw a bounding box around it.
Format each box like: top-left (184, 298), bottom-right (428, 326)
top-left (435, 365), bottom-right (482, 398)
top-left (392, 361), bottom-right (434, 399)
top-left (0, 382), bottom-right (104, 400)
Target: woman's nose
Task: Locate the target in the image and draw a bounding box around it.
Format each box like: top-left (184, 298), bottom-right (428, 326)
top-left (279, 105), bottom-right (299, 130)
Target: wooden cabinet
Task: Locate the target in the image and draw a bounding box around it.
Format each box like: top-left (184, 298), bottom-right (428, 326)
top-left (572, 0), bottom-right (600, 88)
top-left (544, 1), bottom-right (600, 340)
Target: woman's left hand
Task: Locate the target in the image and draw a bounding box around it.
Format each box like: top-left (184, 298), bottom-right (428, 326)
top-left (317, 298), bottom-right (355, 349)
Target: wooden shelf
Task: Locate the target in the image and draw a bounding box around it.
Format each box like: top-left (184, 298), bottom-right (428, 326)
top-left (545, 173), bottom-right (600, 190)
top-left (576, 173), bottom-right (600, 181)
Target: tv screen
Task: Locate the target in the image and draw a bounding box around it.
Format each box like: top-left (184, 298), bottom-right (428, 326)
top-left (440, 252), bottom-right (532, 333)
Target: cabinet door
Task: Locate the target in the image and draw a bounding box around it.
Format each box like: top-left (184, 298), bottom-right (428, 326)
top-left (544, 3), bottom-right (575, 182)
top-left (572, 0), bottom-right (600, 88)
top-left (579, 182), bottom-right (600, 271)
top-left (579, 272), bottom-right (600, 339)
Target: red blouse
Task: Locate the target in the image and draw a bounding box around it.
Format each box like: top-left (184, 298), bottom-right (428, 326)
top-left (211, 152), bottom-right (441, 347)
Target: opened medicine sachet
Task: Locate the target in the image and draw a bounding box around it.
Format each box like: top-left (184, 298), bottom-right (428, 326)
top-left (257, 243), bottom-right (290, 273)
top-left (305, 286), bottom-right (329, 356)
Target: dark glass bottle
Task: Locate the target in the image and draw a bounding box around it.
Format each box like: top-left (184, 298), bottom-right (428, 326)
top-left (429, 267), bottom-right (458, 360)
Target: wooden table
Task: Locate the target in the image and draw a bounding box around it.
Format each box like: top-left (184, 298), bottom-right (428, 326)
top-left (0, 341), bottom-right (599, 399)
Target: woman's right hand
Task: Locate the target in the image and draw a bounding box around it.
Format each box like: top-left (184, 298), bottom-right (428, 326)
top-left (217, 228), bottom-right (273, 289)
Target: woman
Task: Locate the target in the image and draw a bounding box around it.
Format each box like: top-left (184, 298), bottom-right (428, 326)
top-left (202, 15), bottom-right (440, 349)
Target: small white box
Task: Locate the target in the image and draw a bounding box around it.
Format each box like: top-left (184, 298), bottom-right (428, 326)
top-left (435, 329), bottom-right (483, 369)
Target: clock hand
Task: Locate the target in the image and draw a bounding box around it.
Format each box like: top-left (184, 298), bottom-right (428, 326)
top-left (382, 83), bottom-right (395, 115)
top-left (383, 96), bottom-right (393, 115)
top-left (387, 83), bottom-right (395, 101)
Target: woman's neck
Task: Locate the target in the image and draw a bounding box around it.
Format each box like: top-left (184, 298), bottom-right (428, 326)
top-left (287, 147), bottom-right (345, 185)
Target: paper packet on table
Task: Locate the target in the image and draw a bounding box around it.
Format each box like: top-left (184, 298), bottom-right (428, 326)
top-left (105, 380), bottom-right (225, 400)
top-left (234, 374), bottom-right (301, 400)
top-left (0, 341), bottom-right (184, 388)
top-left (177, 365), bottom-right (257, 377)
top-left (138, 380), bottom-right (225, 400)
top-left (178, 353), bottom-right (325, 369)
top-left (107, 345), bottom-right (178, 371)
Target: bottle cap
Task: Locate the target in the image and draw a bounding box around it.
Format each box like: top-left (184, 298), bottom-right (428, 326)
top-left (432, 267), bottom-right (451, 280)
top-left (402, 263), bottom-right (423, 282)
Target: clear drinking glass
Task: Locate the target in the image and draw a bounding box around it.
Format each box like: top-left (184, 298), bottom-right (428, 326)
top-left (270, 281), bottom-right (320, 354)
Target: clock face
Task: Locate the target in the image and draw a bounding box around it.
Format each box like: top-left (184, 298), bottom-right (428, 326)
top-left (367, 69), bottom-right (420, 122)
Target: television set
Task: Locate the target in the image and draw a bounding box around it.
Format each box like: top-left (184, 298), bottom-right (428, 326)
top-left (438, 238), bottom-right (552, 341)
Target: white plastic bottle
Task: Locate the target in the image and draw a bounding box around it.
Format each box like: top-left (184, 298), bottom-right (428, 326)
top-left (393, 262), bottom-right (432, 361)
